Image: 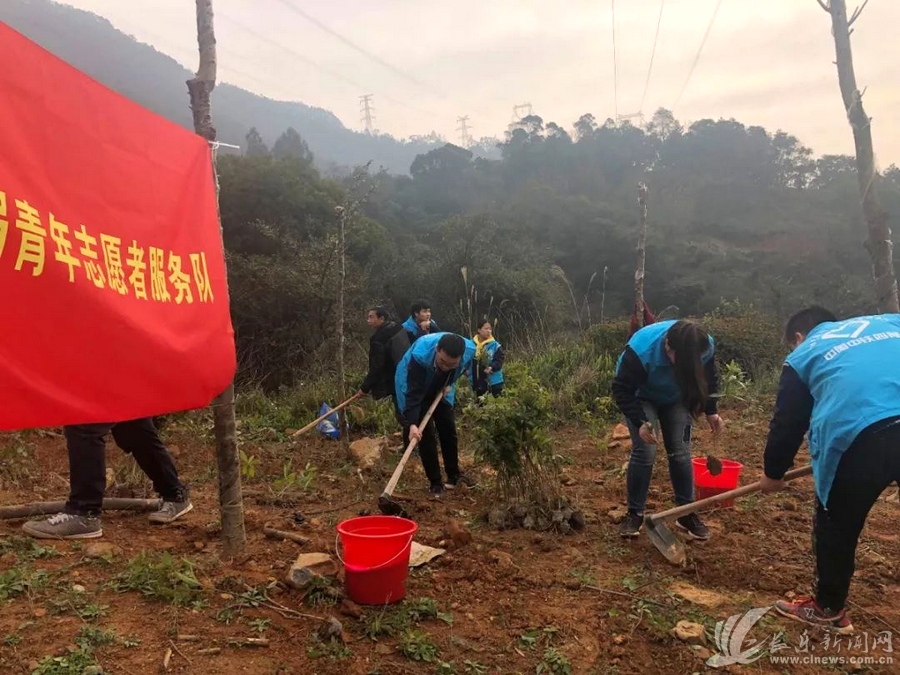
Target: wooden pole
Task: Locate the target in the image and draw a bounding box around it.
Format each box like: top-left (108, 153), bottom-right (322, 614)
top-left (335, 206), bottom-right (350, 454)
top-left (820, 0), bottom-right (899, 312)
top-left (634, 182), bottom-right (649, 328)
top-left (187, 0), bottom-right (246, 557)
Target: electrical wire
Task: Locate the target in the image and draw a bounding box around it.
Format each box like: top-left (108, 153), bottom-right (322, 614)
top-left (275, 0), bottom-right (440, 95)
top-left (672, 0), bottom-right (724, 111)
top-left (639, 0), bottom-right (665, 114)
top-left (611, 0), bottom-right (619, 121)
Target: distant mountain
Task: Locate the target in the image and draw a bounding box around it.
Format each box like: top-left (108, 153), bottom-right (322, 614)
top-left (1, 0), bottom-right (450, 174)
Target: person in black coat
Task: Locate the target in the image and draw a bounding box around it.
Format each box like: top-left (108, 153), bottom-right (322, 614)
top-left (358, 306), bottom-right (410, 402)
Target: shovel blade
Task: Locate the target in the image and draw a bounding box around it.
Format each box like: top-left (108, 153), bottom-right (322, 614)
top-left (645, 516), bottom-right (686, 566)
top-left (378, 493), bottom-right (409, 518)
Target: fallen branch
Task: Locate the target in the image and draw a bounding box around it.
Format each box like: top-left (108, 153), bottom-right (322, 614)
top-left (169, 640), bottom-right (192, 665)
top-left (0, 498), bottom-right (159, 520)
top-left (263, 524), bottom-right (310, 545)
top-left (582, 584), bottom-right (667, 607)
top-left (230, 637), bottom-right (269, 647)
top-left (196, 648), bottom-right (221, 655)
top-left (162, 647), bottom-right (172, 671)
top-left (176, 634), bottom-right (201, 642)
top-left (848, 600), bottom-right (900, 635)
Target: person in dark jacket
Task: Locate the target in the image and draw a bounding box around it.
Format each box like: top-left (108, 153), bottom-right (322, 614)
top-left (760, 306), bottom-right (900, 635)
top-left (22, 419), bottom-right (192, 539)
top-left (358, 306), bottom-right (410, 401)
top-left (471, 320), bottom-right (505, 398)
top-left (395, 332), bottom-right (476, 497)
top-left (611, 319), bottom-right (724, 541)
top-left (402, 299), bottom-right (439, 343)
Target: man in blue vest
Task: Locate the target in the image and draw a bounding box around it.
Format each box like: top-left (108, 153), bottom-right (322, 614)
top-left (761, 306), bottom-right (900, 634)
top-left (395, 332), bottom-right (476, 497)
top-left (402, 299), bottom-right (439, 344)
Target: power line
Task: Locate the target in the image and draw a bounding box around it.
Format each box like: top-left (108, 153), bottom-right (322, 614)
top-left (611, 0), bottom-right (619, 121)
top-left (672, 0), bottom-right (724, 111)
top-left (639, 0), bottom-right (665, 114)
top-left (275, 0), bottom-right (440, 95)
top-left (218, 13), bottom-right (444, 120)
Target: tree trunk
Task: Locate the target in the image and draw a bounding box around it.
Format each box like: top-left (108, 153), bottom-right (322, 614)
top-left (634, 182), bottom-right (649, 327)
top-left (187, 0), bottom-right (246, 558)
top-left (600, 265), bottom-right (608, 324)
top-left (335, 206), bottom-right (350, 454)
top-left (825, 0), bottom-right (899, 312)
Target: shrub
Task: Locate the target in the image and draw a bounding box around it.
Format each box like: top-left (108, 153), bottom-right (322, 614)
top-left (467, 371), bottom-right (560, 507)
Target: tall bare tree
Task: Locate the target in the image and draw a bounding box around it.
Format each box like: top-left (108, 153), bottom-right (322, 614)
top-left (818, 0), bottom-right (899, 312)
top-left (334, 205), bottom-right (350, 454)
top-left (634, 182), bottom-right (649, 328)
top-left (187, 0), bottom-right (246, 557)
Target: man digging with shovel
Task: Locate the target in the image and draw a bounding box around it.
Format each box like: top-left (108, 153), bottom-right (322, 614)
top-left (395, 332), bottom-right (476, 498)
top-left (760, 306), bottom-right (900, 635)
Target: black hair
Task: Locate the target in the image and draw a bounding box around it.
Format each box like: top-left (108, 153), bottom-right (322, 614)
top-left (477, 319), bottom-right (492, 330)
top-left (368, 306), bottom-right (391, 321)
top-left (666, 320), bottom-right (712, 419)
top-left (437, 333), bottom-right (465, 359)
top-left (409, 299), bottom-right (432, 316)
top-left (784, 306), bottom-right (837, 343)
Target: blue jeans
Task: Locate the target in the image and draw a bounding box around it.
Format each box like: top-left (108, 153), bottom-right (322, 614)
top-left (625, 402), bottom-right (695, 515)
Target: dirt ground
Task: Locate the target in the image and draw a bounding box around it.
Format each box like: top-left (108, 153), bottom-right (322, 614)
top-left (0, 403), bottom-right (897, 675)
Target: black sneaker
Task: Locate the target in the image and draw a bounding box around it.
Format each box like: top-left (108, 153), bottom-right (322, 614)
top-left (444, 474), bottom-right (477, 490)
top-left (619, 511), bottom-right (643, 538)
top-left (429, 483), bottom-right (444, 499)
top-left (675, 513), bottom-right (710, 541)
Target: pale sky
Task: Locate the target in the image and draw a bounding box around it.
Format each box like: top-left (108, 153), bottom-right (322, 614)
top-left (60, 0), bottom-right (900, 164)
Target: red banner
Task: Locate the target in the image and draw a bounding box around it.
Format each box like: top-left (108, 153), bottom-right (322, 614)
top-left (0, 23), bottom-right (236, 430)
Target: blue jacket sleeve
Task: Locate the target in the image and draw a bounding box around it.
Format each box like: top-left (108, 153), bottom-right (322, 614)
top-left (763, 365), bottom-right (813, 479)
top-left (401, 359), bottom-right (428, 425)
top-left (490, 344), bottom-right (505, 372)
top-left (611, 347), bottom-right (649, 428)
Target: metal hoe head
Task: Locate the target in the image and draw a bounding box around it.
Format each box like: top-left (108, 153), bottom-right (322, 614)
top-left (378, 493), bottom-right (410, 519)
top-left (644, 516), bottom-right (686, 566)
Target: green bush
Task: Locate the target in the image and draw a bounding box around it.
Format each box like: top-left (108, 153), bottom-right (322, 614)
top-left (467, 372), bottom-right (560, 506)
top-left (702, 312), bottom-right (785, 376)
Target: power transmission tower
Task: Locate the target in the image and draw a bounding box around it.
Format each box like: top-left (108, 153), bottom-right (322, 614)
top-left (512, 103), bottom-right (533, 122)
top-left (507, 103), bottom-right (534, 132)
top-left (456, 116), bottom-right (472, 147)
top-left (359, 94), bottom-right (375, 134)
top-left (616, 111), bottom-right (645, 127)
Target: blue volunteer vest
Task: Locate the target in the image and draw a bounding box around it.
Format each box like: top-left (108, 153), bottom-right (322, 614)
top-left (785, 314), bottom-right (900, 505)
top-left (474, 338), bottom-right (504, 386)
top-left (617, 320), bottom-right (715, 407)
top-left (395, 332), bottom-right (476, 412)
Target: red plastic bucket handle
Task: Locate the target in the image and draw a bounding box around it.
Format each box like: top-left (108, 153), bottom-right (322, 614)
top-left (335, 533), bottom-right (415, 572)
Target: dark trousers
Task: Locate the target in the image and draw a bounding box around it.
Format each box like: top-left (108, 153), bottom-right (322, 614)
top-left (474, 383), bottom-right (504, 399)
top-left (417, 400), bottom-right (459, 487)
top-left (65, 418), bottom-right (187, 516)
top-left (814, 421), bottom-right (900, 611)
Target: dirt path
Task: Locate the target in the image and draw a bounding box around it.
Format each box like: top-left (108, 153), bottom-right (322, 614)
top-left (0, 407), bottom-right (897, 674)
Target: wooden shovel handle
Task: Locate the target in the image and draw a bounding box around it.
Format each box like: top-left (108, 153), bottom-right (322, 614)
top-left (650, 464), bottom-right (813, 523)
top-left (291, 391), bottom-right (364, 438)
top-left (382, 390), bottom-right (444, 497)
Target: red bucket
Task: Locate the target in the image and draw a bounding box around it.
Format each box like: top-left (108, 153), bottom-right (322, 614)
top-left (336, 515), bottom-right (417, 605)
top-left (693, 457), bottom-right (743, 508)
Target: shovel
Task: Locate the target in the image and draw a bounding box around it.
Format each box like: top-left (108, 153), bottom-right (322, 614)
top-left (291, 391), bottom-right (364, 439)
top-left (645, 464), bottom-right (813, 565)
top-left (377, 390), bottom-right (445, 517)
